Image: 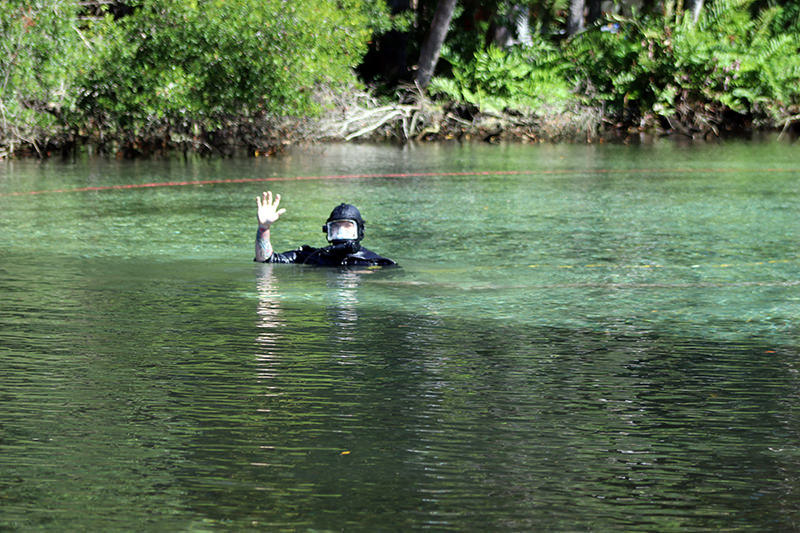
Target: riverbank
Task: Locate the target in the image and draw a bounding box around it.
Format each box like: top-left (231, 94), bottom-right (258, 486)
top-left (5, 1), bottom-right (798, 161)
top-left (3, 90), bottom-right (797, 160)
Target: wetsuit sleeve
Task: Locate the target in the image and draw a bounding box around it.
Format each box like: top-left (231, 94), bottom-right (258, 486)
top-left (257, 246), bottom-right (317, 264)
top-left (348, 247), bottom-right (397, 266)
top-left (264, 250), bottom-right (300, 263)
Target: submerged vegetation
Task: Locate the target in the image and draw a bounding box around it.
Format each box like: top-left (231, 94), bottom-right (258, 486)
top-left (1, 0), bottom-right (798, 158)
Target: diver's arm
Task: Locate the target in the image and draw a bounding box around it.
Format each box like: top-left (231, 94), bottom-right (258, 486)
top-left (255, 191), bottom-right (286, 262)
top-left (255, 225), bottom-right (273, 262)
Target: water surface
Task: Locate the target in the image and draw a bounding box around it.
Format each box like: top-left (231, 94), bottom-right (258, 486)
top-left (1, 141), bottom-right (799, 530)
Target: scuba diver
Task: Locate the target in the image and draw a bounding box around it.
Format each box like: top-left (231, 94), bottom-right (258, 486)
top-left (254, 191), bottom-right (397, 267)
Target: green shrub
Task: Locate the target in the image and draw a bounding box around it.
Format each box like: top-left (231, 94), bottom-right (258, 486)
top-left (0, 1), bottom-right (86, 151)
top-left (428, 36), bottom-right (572, 114)
top-left (77, 0), bottom-right (382, 133)
top-left (668, 1), bottom-right (800, 120)
top-left (566, 0), bottom-right (800, 125)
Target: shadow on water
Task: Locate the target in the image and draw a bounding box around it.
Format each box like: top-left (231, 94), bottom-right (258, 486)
top-left (1, 253), bottom-right (799, 530)
top-left (0, 255), bottom-right (800, 530)
top-left (161, 263), bottom-right (800, 531)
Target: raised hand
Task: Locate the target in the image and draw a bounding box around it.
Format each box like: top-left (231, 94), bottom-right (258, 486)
top-left (256, 191), bottom-right (286, 228)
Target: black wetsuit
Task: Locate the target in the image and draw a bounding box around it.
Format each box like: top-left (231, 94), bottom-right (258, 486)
top-left (259, 245), bottom-right (396, 267)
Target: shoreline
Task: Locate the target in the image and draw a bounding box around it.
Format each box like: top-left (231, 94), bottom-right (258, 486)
top-left (2, 98), bottom-right (796, 160)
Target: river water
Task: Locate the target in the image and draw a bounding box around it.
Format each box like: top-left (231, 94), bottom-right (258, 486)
top-left (1, 141), bottom-right (799, 530)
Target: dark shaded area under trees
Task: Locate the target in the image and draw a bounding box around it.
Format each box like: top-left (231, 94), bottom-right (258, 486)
top-left (1, 0), bottom-right (799, 159)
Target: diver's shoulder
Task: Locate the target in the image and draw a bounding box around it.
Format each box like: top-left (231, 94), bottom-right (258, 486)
top-left (354, 247), bottom-right (397, 266)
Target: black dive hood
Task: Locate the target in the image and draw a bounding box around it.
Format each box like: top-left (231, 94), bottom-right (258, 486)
top-left (322, 203), bottom-right (365, 243)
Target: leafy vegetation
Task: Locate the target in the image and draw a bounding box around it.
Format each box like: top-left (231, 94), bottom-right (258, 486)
top-left (0, 0), bottom-right (798, 157)
top-left (565, 0), bottom-right (800, 132)
top-left (0, 1), bottom-right (85, 156)
top-left (430, 0), bottom-right (800, 136)
top-left (76, 0), bottom-right (381, 148)
top-left (429, 34), bottom-right (571, 114)
top-left (1, 0), bottom-right (390, 156)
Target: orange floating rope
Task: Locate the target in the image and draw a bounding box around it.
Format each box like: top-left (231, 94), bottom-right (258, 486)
top-left (1, 167), bottom-right (798, 197)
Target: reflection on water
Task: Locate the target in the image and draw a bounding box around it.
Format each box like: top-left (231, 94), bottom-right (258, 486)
top-left (325, 269), bottom-right (362, 341)
top-left (1, 141), bottom-right (799, 530)
top-left (255, 264), bottom-right (283, 373)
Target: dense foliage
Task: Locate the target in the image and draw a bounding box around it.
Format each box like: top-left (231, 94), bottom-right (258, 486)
top-left (428, 34), bottom-right (572, 114)
top-left (431, 0), bottom-right (800, 135)
top-left (79, 0), bottom-right (374, 126)
top-left (1, 0), bottom-right (390, 155)
top-left (566, 0), bottom-right (800, 132)
top-left (0, 1), bottom-right (84, 156)
top-left (0, 0), bottom-right (798, 157)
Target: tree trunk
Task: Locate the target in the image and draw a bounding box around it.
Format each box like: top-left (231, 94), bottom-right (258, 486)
top-left (414, 0), bottom-right (458, 89)
top-left (566, 0), bottom-right (586, 36)
top-left (685, 0), bottom-right (703, 23)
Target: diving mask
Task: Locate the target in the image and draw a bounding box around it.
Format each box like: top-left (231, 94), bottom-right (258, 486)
top-left (326, 219), bottom-right (359, 242)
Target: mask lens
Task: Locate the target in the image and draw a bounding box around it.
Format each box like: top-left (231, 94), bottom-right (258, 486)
top-left (327, 219), bottom-right (358, 241)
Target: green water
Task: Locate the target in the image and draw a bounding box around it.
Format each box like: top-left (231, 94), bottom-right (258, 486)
top-left (1, 141), bottom-right (799, 531)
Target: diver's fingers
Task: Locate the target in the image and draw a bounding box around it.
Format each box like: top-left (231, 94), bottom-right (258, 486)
top-left (260, 191), bottom-right (272, 206)
top-left (276, 208), bottom-right (286, 217)
top-left (273, 193), bottom-right (281, 209)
